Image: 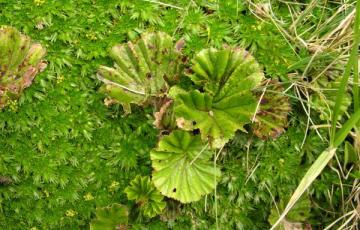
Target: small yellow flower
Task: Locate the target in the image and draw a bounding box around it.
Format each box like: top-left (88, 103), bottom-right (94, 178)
top-left (33, 0), bottom-right (45, 6)
top-left (30, 227), bottom-right (38, 230)
top-left (108, 181), bottom-right (120, 192)
top-left (85, 32), bottom-right (97, 41)
top-left (65, 209), bottom-right (77, 217)
top-left (8, 100), bottom-right (18, 112)
top-left (43, 190), bottom-right (50, 198)
top-left (56, 75), bottom-right (64, 84)
top-left (84, 193), bottom-right (94, 201)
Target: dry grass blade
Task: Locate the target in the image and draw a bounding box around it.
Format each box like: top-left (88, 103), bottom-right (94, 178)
top-left (142, 0), bottom-right (183, 10)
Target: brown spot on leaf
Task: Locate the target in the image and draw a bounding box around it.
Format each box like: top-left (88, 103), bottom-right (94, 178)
top-left (175, 38), bottom-right (185, 51)
top-left (181, 56), bottom-right (187, 63)
top-left (104, 98), bottom-right (119, 107)
top-left (260, 98), bottom-right (268, 104)
top-left (146, 72), bottom-right (152, 79)
top-left (185, 68), bottom-right (193, 75)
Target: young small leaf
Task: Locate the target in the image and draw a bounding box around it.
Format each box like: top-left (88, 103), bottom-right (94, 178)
top-left (124, 175), bottom-right (166, 218)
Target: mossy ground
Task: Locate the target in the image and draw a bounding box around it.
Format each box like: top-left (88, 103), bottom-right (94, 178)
top-left (0, 0), bottom-right (357, 229)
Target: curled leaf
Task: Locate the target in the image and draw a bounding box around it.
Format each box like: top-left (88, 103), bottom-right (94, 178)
top-left (252, 80), bottom-right (291, 139)
top-left (175, 89), bottom-right (256, 142)
top-left (97, 32), bottom-right (185, 114)
top-left (0, 26), bottom-right (47, 109)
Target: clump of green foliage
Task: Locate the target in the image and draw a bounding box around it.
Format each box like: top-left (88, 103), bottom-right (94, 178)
top-left (268, 196), bottom-right (312, 230)
top-left (0, 0), bottom-right (359, 229)
top-left (98, 32), bottom-right (275, 206)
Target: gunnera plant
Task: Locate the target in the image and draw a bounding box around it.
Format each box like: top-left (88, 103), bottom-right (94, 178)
top-left (98, 32), bottom-right (290, 205)
top-left (0, 26), bottom-right (47, 109)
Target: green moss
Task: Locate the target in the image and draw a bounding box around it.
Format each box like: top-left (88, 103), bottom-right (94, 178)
top-left (0, 0), bottom-right (357, 229)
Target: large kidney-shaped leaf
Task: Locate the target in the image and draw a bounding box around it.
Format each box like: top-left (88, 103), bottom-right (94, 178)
top-left (150, 130), bottom-right (220, 203)
top-left (98, 32), bottom-right (185, 113)
top-left (173, 47), bottom-right (264, 141)
top-left (0, 26), bottom-right (47, 109)
top-left (90, 203), bottom-right (128, 230)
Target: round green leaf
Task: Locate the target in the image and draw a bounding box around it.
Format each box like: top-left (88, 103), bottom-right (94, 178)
top-left (150, 130), bottom-right (220, 203)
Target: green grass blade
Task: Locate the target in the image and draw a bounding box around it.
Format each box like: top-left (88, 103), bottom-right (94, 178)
top-left (353, 0), bottom-right (360, 114)
top-left (333, 109), bottom-right (360, 147)
top-left (331, 0), bottom-right (360, 144)
top-left (270, 148), bottom-right (337, 230)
